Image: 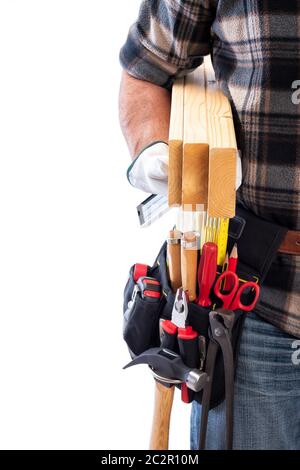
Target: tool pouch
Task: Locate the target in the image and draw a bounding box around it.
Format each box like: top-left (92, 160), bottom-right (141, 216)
top-left (123, 204), bottom-right (287, 408)
top-left (123, 269), bottom-right (165, 357)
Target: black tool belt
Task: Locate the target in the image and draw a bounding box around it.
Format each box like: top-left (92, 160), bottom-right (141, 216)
top-left (122, 205), bottom-right (287, 450)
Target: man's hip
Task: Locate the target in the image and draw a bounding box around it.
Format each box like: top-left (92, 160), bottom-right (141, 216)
top-left (190, 310), bottom-right (300, 450)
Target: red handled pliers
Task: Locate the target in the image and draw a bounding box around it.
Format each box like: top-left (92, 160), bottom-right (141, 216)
top-left (161, 288), bottom-right (200, 403)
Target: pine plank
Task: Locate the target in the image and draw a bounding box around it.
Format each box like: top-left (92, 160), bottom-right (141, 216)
top-left (204, 57), bottom-right (237, 218)
top-left (168, 78), bottom-right (184, 207)
top-left (182, 67), bottom-right (209, 211)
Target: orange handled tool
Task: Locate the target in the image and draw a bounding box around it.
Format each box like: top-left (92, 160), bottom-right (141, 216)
top-left (196, 242), bottom-right (218, 307)
top-left (181, 232), bottom-right (198, 302)
top-left (167, 229), bottom-right (182, 292)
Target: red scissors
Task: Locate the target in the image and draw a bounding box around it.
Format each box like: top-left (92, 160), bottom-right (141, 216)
top-left (214, 271), bottom-right (260, 311)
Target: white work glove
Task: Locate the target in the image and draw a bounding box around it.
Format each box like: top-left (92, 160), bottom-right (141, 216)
top-left (127, 141), bottom-right (243, 194)
top-left (127, 141), bottom-right (169, 195)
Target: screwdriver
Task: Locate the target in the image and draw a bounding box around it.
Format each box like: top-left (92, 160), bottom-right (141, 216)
top-left (196, 242), bottom-right (218, 307)
top-left (167, 229), bottom-right (182, 293)
top-left (181, 232), bottom-right (198, 302)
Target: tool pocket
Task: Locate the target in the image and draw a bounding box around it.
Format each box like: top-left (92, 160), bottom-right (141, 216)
top-left (122, 205), bottom-right (287, 407)
top-left (122, 205), bottom-right (287, 450)
top-left (155, 238), bottom-right (285, 409)
top-left (123, 266), bottom-right (165, 357)
top-left (156, 243), bottom-right (248, 408)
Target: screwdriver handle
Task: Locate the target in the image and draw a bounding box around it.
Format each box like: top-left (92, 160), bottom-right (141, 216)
top-left (197, 242), bottom-right (218, 307)
top-left (167, 230), bottom-right (182, 293)
top-left (181, 232), bottom-right (198, 302)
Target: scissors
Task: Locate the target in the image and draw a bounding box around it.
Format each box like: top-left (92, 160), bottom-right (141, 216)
top-left (214, 271), bottom-right (260, 312)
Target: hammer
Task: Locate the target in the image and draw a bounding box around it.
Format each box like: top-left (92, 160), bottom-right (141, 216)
top-left (149, 232), bottom-right (181, 450)
top-left (150, 382), bottom-right (175, 450)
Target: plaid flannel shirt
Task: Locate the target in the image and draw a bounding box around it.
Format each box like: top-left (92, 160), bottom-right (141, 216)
top-left (120, 0), bottom-right (300, 338)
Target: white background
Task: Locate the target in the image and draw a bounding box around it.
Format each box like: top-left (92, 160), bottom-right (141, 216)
top-left (0, 1), bottom-right (191, 450)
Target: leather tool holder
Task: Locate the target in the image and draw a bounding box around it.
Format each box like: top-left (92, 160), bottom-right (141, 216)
top-left (123, 204), bottom-right (287, 409)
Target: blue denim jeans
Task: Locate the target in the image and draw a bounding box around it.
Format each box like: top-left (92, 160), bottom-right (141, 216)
top-left (190, 311), bottom-right (300, 450)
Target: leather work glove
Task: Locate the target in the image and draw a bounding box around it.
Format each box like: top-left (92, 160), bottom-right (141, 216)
top-left (127, 141), bottom-right (243, 195)
top-left (127, 141), bottom-right (169, 195)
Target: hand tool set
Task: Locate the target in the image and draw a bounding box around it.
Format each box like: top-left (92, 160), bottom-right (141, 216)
top-left (123, 58), bottom-right (290, 450)
top-left (123, 210), bottom-right (287, 449)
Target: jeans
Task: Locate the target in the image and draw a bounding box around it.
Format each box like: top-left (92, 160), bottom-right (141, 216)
top-left (190, 311), bottom-right (300, 450)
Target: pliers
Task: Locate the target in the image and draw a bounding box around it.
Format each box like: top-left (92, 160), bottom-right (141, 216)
top-left (198, 309), bottom-right (235, 450)
top-left (161, 288), bottom-right (201, 403)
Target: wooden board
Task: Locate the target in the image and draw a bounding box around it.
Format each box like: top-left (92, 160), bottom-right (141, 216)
top-left (182, 67), bottom-right (209, 211)
top-left (168, 140), bottom-right (183, 207)
top-left (207, 148), bottom-right (237, 218)
top-left (168, 59), bottom-right (238, 217)
top-left (204, 56), bottom-right (237, 149)
top-left (168, 78), bottom-right (184, 207)
top-left (204, 57), bottom-right (237, 218)
top-left (169, 78), bottom-right (185, 141)
top-left (182, 143), bottom-right (209, 211)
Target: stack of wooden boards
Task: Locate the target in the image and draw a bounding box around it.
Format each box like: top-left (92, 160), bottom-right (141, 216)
top-left (168, 56), bottom-right (237, 219)
top-left (149, 61), bottom-right (239, 451)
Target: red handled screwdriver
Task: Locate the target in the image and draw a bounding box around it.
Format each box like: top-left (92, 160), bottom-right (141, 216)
top-left (196, 242), bottom-right (218, 307)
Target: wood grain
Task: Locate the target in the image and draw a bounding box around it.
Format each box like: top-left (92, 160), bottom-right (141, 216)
top-left (204, 57), bottom-right (237, 218)
top-left (182, 143), bottom-right (209, 211)
top-left (204, 56), bottom-right (237, 149)
top-left (182, 66), bottom-right (209, 211)
top-left (149, 382), bottom-right (175, 450)
top-left (168, 78), bottom-right (184, 207)
top-left (184, 67), bottom-right (208, 144)
top-left (168, 140), bottom-right (183, 207)
top-left (169, 78), bottom-right (185, 141)
top-left (207, 148), bottom-right (237, 218)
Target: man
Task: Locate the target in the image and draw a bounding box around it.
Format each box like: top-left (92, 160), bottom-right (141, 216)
top-left (119, 0), bottom-right (300, 450)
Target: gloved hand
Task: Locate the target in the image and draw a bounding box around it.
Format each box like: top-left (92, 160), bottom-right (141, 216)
top-left (127, 141), bottom-right (169, 195)
top-left (127, 141), bottom-right (243, 195)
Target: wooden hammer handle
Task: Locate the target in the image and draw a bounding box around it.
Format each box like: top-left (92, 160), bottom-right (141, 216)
top-left (149, 382), bottom-right (175, 450)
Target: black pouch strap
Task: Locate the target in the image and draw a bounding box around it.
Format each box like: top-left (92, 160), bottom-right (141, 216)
top-left (199, 340), bottom-right (218, 449)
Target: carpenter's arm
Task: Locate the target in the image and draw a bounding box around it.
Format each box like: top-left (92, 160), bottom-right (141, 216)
top-left (119, 71), bottom-right (171, 158)
top-left (119, 0), bottom-right (215, 159)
